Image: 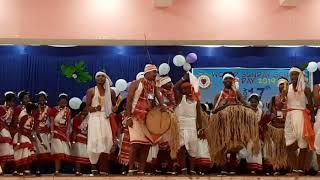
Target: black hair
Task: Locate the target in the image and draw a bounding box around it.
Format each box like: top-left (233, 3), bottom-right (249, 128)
top-left (278, 77), bottom-right (288, 81)
top-left (117, 98), bottom-right (127, 114)
top-left (26, 103), bottom-right (37, 114)
top-left (200, 104), bottom-right (207, 112)
top-left (5, 93), bottom-right (15, 102)
top-left (18, 91), bottom-right (29, 102)
top-left (79, 102), bottom-right (86, 112)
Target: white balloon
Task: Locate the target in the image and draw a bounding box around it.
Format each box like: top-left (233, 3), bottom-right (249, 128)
top-left (183, 63), bottom-right (191, 71)
top-left (159, 63), bottom-right (170, 75)
top-left (69, 97), bottom-right (82, 110)
top-left (115, 79), bottom-right (128, 92)
top-left (136, 72), bottom-right (144, 80)
top-left (111, 87), bottom-right (120, 96)
top-left (307, 61), bottom-right (318, 72)
top-left (173, 55), bottom-right (186, 67)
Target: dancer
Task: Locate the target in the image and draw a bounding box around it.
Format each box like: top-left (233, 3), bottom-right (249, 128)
top-left (285, 67), bottom-right (314, 174)
top-left (196, 104), bottom-right (212, 175)
top-left (264, 77), bottom-right (289, 174)
top-left (34, 91), bottom-right (51, 175)
top-left (0, 92), bottom-right (15, 175)
top-left (126, 64), bottom-right (165, 175)
top-left (49, 93), bottom-right (71, 174)
top-left (86, 71), bottom-right (115, 175)
top-left (12, 91), bottom-right (31, 136)
top-left (13, 103), bottom-right (38, 175)
top-left (174, 73), bottom-right (202, 175)
top-left (210, 72), bottom-right (248, 174)
top-left (70, 102), bottom-right (90, 175)
top-left (245, 93), bottom-right (263, 174)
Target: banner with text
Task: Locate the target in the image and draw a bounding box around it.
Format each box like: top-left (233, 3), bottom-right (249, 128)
top-left (192, 67), bottom-right (309, 109)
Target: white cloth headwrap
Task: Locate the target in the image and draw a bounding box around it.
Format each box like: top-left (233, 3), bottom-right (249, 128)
top-left (38, 91), bottom-right (48, 97)
top-left (157, 76), bottom-right (172, 87)
top-left (4, 91), bottom-right (14, 96)
top-left (223, 73), bottom-right (238, 91)
top-left (59, 93), bottom-right (68, 98)
top-left (248, 93), bottom-right (259, 101)
top-left (277, 78), bottom-right (288, 87)
top-left (95, 71), bottom-right (112, 116)
top-left (95, 71), bottom-right (113, 86)
top-left (223, 73), bottom-right (235, 80)
top-left (289, 67), bottom-right (305, 91)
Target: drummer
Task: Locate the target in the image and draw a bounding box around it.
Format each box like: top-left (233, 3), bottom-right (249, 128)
top-left (174, 72), bottom-right (202, 175)
top-left (212, 72), bottom-right (247, 174)
top-left (155, 75), bottom-right (178, 174)
top-left (126, 64), bottom-right (165, 175)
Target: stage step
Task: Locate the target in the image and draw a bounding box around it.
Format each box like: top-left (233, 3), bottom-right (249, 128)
top-left (0, 176), bottom-right (319, 180)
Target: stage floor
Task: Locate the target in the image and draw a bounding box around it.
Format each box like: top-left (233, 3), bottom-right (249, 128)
top-left (1, 176), bottom-right (320, 180)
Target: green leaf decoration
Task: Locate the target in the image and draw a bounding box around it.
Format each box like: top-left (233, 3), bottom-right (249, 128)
top-left (60, 61), bottom-right (92, 83)
top-left (75, 61), bottom-right (85, 71)
top-left (299, 63), bottom-right (308, 71)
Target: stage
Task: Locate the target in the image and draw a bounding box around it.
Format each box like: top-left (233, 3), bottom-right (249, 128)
top-left (1, 176), bottom-right (320, 180)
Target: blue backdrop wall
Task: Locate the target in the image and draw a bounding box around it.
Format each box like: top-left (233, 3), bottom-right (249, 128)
top-left (1, 45), bottom-right (320, 105)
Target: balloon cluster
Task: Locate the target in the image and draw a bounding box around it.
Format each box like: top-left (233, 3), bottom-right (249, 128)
top-left (173, 53), bottom-right (197, 72)
top-left (155, 53), bottom-right (197, 75)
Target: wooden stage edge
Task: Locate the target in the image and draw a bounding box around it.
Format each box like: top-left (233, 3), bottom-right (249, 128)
top-left (1, 176), bottom-right (320, 180)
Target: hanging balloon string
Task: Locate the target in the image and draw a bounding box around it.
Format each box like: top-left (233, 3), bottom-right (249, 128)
top-left (144, 34), bottom-right (152, 63)
top-left (167, 55), bottom-right (171, 65)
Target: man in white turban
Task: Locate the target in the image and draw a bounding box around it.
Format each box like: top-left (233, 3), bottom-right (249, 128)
top-left (285, 67), bottom-right (314, 175)
top-left (86, 71), bottom-right (116, 175)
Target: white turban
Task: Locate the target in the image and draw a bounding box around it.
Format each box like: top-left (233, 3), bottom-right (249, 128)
top-left (95, 71), bottom-right (112, 117)
top-left (289, 67), bottom-right (305, 91)
top-left (4, 91), bottom-right (15, 97)
top-left (277, 78), bottom-right (288, 87)
top-left (156, 76), bottom-right (172, 87)
top-left (223, 73), bottom-right (235, 80)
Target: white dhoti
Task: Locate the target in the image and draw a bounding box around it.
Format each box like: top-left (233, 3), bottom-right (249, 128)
top-left (196, 139), bottom-right (211, 167)
top-left (285, 110), bottom-right (308, 149)
top-left (87, 112), bottom-right (113, 164)
top-left (179, 129), bottom-right (198, 157)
